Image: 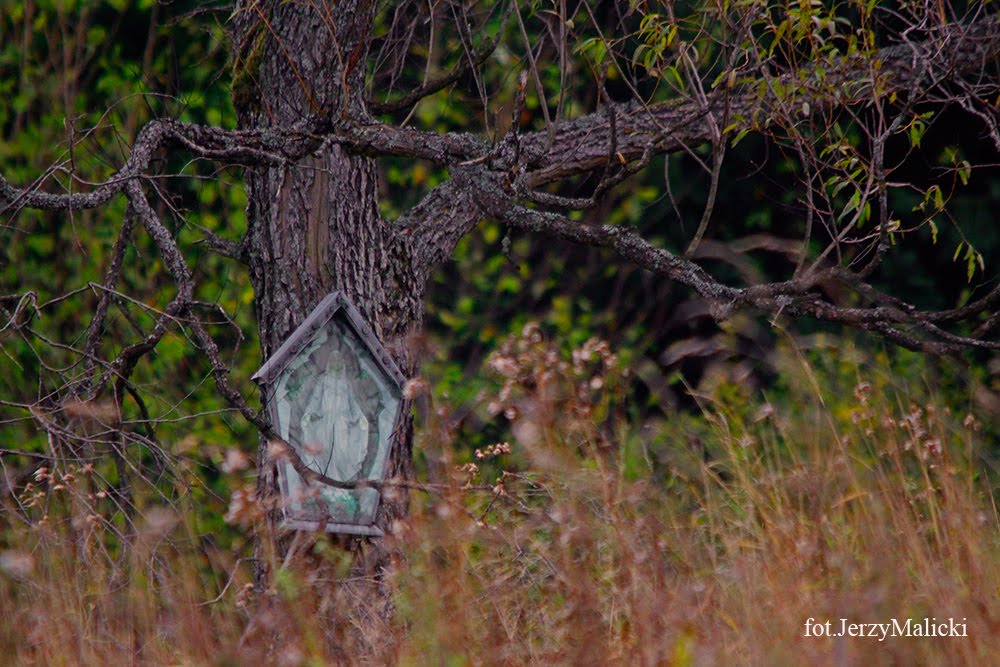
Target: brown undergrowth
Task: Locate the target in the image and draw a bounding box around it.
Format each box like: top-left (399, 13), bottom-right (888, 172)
top-left (1, 330), bottom-right (998, 666)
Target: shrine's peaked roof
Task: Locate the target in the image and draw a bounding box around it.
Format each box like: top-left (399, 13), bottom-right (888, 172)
top-left (251, 291), bottom-right (406, 390)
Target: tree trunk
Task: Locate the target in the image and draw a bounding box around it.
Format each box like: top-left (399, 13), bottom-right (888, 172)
top-left (231, 0), bottom-right (423, 652)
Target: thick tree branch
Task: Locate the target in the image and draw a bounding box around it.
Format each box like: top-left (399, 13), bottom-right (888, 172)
top-left (0, 120), bottom-right (301, 216)
top-left (0, 117), bottom-right (486, 220)
top-left (463, 170), bottom-right (1000, 354)
top-left (399, 15), bottom-right (1000, 280)
top-left (396, 179), bottom-right (481, 282)
top-left (519, 15), bottom-right (1000, 187)
top-left (5, 16), bottom-right (997, 226)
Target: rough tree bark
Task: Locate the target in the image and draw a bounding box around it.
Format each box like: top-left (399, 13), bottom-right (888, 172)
top-left (229, 0), bottom-right (423, 631)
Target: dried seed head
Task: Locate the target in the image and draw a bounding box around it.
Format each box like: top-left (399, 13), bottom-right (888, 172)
top-left (221, 448), bottom-right (250, 473)
top-left (403, 376), bottom-right (430, 399)
top-left (0, 551), bottom-right (34, 579)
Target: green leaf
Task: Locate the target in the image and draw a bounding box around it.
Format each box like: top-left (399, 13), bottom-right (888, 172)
top-left (958, 160), bottom-right (971, 186)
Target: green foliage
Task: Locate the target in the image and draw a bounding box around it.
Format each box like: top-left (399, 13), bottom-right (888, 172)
top-left (0, 0), bottom-right (994, 506)
top-left (0, 0), bottom-right (1000, 664)
top-left (0, 0), bottom-right (252, 549)
top-left (1, 2), bottom-right (999, 660)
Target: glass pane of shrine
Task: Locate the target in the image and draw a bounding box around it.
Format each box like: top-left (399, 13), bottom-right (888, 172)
top-left (269, 312), bottom-right (400, 526)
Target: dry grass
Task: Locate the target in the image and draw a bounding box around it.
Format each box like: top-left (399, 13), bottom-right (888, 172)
top-left (1, 332), bottom-right (998, 665)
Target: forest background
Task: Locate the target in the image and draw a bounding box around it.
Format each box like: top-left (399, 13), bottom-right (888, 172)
top-left (1, 1), bottom-right (1000, 665)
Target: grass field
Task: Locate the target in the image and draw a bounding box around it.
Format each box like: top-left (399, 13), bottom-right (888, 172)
top-left (1, 335), bottom-right (997, 666)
